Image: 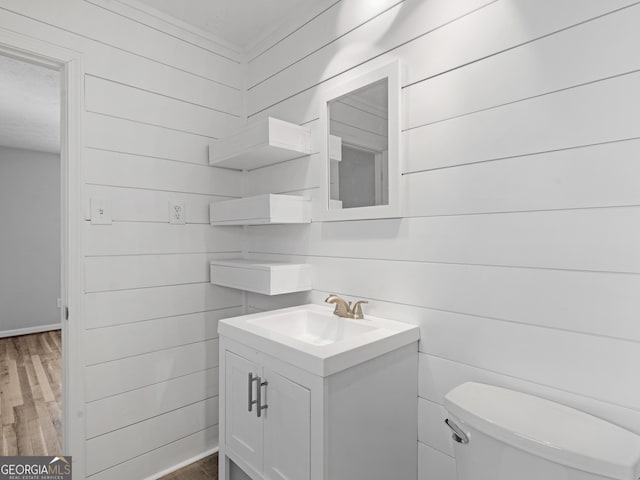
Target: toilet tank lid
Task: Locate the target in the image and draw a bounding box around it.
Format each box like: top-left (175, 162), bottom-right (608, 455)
top-left (444, 383), bottom-right (640, 480)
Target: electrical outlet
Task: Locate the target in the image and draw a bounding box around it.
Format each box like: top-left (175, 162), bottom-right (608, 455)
top-left (91, 198), bottom-right (112, 225)
top-left (169, 200), bottom-right (186, 224)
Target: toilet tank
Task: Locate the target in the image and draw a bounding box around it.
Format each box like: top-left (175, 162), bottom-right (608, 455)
top-left (444, 383), bottom-right (640, 480)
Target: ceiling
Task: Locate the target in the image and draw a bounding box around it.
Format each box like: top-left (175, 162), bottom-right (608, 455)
top-left (0, 55), bottom-right (60, 154)
top-left (134, 0), bottom-right (319, 49)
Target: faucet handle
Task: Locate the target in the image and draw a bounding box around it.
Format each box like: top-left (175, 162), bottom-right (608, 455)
top-left (351, 300), bottom-right (368, 319)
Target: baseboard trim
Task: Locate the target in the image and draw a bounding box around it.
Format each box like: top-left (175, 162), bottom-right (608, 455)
top-left (144, 446), bottom-right (219, 480)
top-left (0, 324), bottom-right (61, 338)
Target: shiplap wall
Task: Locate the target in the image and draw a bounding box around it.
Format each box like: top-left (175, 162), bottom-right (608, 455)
top-left (244, 0), bottom-right (640, 478)
top-left (0, 1), bottom-right (243, 478)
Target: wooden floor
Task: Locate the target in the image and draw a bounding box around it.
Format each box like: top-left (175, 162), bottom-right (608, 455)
top-left (160, 453), bottom-right (218, 480)
top-left (0, 331), bottom-right (215, 478)
top-left (0, 330), bottom-right (62, 456)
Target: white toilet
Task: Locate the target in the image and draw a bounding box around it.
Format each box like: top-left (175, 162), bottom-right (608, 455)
top-left (444, 383), bottom-right (640, 480)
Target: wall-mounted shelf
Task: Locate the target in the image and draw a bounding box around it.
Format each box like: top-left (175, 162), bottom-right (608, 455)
top-left (210, 259), bottom-right (312, 296)
top-left (210, 194), bottom-right (310, 226)
top-left (209, 117), bottom-right (312, 171)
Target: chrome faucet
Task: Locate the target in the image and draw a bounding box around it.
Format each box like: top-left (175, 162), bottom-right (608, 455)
top-left (325, 294), bottom-right (368, 319)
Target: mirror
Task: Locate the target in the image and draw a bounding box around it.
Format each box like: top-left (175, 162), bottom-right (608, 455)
top-left (319, 61), bottom-right (401, 221)
top-left (328, 78), bottom-right (388, 210)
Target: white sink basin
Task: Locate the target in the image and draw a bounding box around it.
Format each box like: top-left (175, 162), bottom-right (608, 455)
top-left (246, 309), bottom-right (378, 346)
top-left (218, 304), bottom-right (419, 376)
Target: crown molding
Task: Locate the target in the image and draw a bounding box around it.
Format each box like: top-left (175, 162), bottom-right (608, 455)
top-left (85, 0), bottom-right (243, 61)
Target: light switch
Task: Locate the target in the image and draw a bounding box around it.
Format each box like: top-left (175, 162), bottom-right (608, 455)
top-left (91, 198), bottom-right (112, 225)
top-left (169, 200), bottom-right (186, 224)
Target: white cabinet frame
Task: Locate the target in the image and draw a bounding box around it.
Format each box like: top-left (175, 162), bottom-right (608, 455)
top-left (218, 336), bottom-right (418, 480)
top-left (317, 60), bottom-right (402, 221)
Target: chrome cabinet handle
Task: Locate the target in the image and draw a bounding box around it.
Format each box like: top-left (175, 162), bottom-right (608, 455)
top-left (248, 373), bottom-right (258, 412)
top-left (445, 419), bottom-right (469, 444)
top-left (256, 376), bottom-right (268, 418)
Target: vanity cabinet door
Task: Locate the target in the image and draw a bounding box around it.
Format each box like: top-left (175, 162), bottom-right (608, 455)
top-left (225, 351), bottom-right (263, 474)
top-left (262, 368), bottom-right (311, 480)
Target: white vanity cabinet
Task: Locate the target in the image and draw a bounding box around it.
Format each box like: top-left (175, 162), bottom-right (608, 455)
top-left (224, 350), bottom-right (311, 480)
top-left (218, 329), bottom-right (418, 480)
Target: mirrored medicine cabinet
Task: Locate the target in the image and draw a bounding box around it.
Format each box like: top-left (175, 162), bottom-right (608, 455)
top-left (318, 60), bottom-right (401, 221)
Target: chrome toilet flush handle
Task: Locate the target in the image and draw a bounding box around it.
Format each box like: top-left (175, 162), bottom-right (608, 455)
top-left (445, 418), bottom-right (469, 444)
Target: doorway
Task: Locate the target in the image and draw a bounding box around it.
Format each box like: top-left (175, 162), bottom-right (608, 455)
top-left (0, 27), bottom-right (84, 469)
top-left (0, 52), bottom-right (62, 455)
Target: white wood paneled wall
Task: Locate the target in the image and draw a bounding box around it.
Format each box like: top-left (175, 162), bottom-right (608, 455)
top-left (0, 1), bottom-right (243, 478)
top-left (244, 1), bottom-right (640, 478)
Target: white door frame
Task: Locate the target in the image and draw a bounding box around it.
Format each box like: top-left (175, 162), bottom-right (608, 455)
top-left (0, 28), bottom-right (85, 474)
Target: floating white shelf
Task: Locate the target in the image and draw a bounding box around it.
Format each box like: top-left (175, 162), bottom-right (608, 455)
top-left (210, 259), bottom-right (312, 296)
top-left (209, 117), bottom-right (312, 171)
top-left (210, 194), bottom-right (311, 226)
